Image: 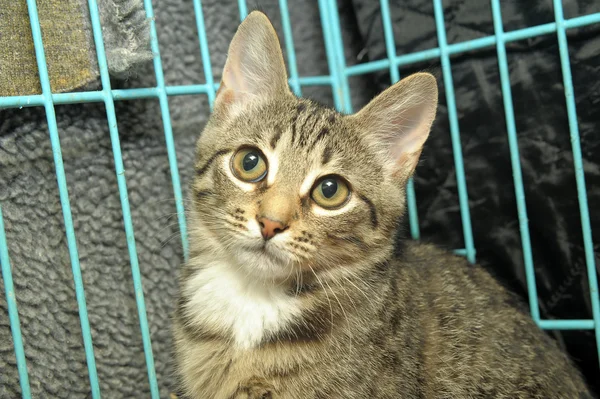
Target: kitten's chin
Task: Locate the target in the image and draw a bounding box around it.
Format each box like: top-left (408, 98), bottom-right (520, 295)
top-left (231, 242), bottom-right (295, 282)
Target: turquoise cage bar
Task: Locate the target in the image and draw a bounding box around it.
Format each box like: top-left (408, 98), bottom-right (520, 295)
top-left (0, 0), bottom-right (598, 397)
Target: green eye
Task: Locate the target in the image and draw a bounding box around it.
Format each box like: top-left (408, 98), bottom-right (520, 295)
top-left (311, 176), bottom-right (350, 209)
top-left (231, 148), bottom-right (268, 182)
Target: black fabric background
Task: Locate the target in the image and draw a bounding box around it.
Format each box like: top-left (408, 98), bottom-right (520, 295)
top-left (348, 0), bottom-right (600, 394)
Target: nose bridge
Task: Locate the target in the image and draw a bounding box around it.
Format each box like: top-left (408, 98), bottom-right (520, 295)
top-left (258, 152), bottom-right (307, 222)
top-left (258, 185), bottom-right (295, 223)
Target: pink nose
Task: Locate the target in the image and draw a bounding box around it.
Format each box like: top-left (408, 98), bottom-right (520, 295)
top-left (257, 217), bottom-right (287, 240)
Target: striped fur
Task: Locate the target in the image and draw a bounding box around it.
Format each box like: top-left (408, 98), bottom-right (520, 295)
top-left (172, 11), bottom-right (593, 399)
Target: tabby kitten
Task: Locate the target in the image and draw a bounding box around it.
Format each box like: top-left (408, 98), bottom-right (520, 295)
top-left (173, 11), bottom-right (594, 399)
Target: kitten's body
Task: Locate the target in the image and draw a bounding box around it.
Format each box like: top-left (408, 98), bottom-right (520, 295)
top-left (176, 239), bottom-right (589, 399)
top-left (173, 12), bottom-right (593, 399)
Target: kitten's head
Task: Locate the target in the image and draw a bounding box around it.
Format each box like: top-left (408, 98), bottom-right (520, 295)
top-left (190, 11), bottom-right (437, 281)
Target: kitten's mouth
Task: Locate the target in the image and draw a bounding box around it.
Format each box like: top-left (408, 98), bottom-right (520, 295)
top-left (258, 242), bottom-right (279, 256)
top-left (243, 240), bottom-right (287, 261)
top-left (232, 239), bottom-right (293, 280)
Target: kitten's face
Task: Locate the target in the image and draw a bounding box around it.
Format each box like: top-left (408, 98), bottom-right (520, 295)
top-left (189, 11), bottom-right (437, 281)
top-left (192, 98), bottom-right (404, 280)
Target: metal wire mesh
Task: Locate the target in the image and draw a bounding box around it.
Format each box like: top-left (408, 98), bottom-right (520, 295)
top-left (0, 0), bottom-right (599, 397)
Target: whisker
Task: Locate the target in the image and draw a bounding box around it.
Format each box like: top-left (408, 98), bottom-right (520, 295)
top-left (307, 265), bottom-right (335, 331)
top-left (161, 230), bottom-right (184, 248)
top-left (339, 274), bottom-right (374, 307)
top-left (328, 276), bottom-right (360, 315)
top-left (322, 277), bottom-right (353, 352)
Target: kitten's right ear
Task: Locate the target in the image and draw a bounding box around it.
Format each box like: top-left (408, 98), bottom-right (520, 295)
top-left (215, 11), bottom-right (290, 115)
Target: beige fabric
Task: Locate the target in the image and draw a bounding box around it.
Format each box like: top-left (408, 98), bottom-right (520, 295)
top-left (0, 0), bottom-right (153, 97)
top-left (0, 0), bottom-right (97, 96)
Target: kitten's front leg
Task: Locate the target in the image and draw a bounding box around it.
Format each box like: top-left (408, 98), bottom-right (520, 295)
top-left (232, 377), bottom-right (277, 399)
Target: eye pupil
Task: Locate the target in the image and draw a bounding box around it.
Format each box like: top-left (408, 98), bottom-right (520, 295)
top-left (321, 179), bottom-right (338, 198)
top-left (243, 152), bottom-right (259, 171)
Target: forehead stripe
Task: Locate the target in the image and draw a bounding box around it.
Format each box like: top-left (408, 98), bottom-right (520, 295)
top-left (299, 113), bottom-right (322, 148)
top-left (321, 145), bottom-right (332, 165)
top-left (311, 126), bottom-right (329, 148)
top-left (196, 149), bottom-right (229, 177)
top-left (291, 103), bottom-right (307, 145)
top-left (290, 114), bottom-right (298, 145)
top-left (270, 126), bottom-right (283, 149)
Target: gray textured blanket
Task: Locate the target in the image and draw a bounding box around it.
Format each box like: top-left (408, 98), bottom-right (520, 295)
top-left (0, 1), bottom-right (370, 397)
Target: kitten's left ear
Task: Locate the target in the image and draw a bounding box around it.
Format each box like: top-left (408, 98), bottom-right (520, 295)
top-left (215, 11), bottom-right (290, 115)
top-left (352, 72), bottom-right (438, 179)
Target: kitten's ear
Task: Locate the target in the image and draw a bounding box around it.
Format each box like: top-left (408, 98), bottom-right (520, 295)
top-left (215, 11), bottom-right (290, 114)
top-left (352, 73), bottom-right (438, 178)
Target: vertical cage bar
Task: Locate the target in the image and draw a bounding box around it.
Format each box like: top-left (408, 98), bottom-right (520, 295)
top-left (432, 0), bottom-right (476, 263)
top-left (142, 0), bottom-right (189, 260)
top-left (0, 206), bottom-right (31, 399)
top-left (238, 0), bottom-right (248, 21)
top-left (325, 0), bottom-right (353, 113)
top-left (279, 0), bottom-right (302, 96)
top-left (25, 0), bottom-right (101, 396)
top-left (380, 0), bottom-right (399, 84)
top-left (380, 0), bottom-right (420, 240)
top-left (490, 0), bottom-right (540, 322)
top-left (552, 0), bottom-right (600, 364)
top-left (193, 0), bottom-right (216, 108)
top-left (317, 0), bottom-right (343, 110)
top-left (86, 0), bottom-right (159, 396)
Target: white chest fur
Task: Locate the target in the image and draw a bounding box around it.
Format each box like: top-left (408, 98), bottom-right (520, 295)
top-left (183, 260), bottom-right (302, 349)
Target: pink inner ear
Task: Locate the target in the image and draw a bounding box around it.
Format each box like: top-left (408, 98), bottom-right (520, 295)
top-left (222, 62), bottom-right (245, 96)
top-left (216, 88), bottom-right (236, 110)
top-left (387, 103), bottom-right (432, 161)
top-left (390, 133), bottom-right (423, 161)
top-left (216, 62), bottom-right (254, 111)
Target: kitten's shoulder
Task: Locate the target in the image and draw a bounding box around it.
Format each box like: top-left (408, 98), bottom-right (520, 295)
top-left (395, 240), bottom-right (469, 271)
top-left (393, 240), bottom-right (505, 294)
top-left (394, 240), bottom-right (529, 313)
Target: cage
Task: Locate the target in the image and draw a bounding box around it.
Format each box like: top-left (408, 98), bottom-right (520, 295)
top-left (0, 0), bottom-right (599, 397)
